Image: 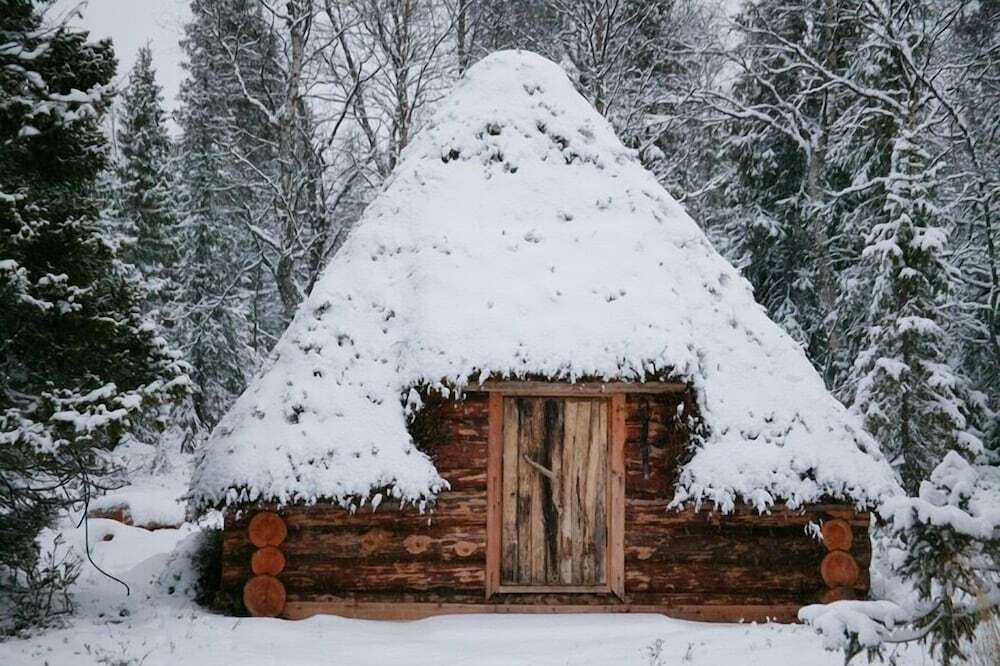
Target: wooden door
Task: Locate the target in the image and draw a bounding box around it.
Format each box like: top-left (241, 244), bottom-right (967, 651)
top-left (499, 397), bottom-right (609, 588)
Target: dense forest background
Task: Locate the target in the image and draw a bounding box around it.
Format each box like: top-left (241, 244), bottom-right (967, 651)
top-left (140, 0), bottom-right (999, 487)
top-left (1, 0), bottom-right (998, 661)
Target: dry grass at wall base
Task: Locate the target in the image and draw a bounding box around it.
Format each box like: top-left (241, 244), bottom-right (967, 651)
top-left (970, 610), bottom-right (1000, 666)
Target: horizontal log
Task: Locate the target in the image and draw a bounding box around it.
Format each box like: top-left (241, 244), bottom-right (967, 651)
top-left (433, 465), bottom-right (487, 493)
top-left (281, 525), bottom-right (486, 562)
top-left (244, 575), bottom-right (286, 617)
top-left (275, 492), bottom-right (488, 530)
top-left (821, 519), bottom-right (854, 551)
top-left (626, 560), bottom-right (826, 595)
top-left (625, 527), bottom-right (826, 565)
top-left (251, 546), bottom-right (286, 576)
top-left (281, 561), bottom-right (486, 593)
top-left (821, 551), bottom-right (860, 587)
top-left (248, 511), bottom-right (286, 547)
top-left (626, 499), bottom-right (870, 528)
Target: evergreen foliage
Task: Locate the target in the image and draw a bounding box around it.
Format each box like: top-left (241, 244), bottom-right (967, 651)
top-left (0, 0), bottom-right (188, 633)
top-left (171, 0), bottom-right (283, 428)
top-left (113, 45), bottom-right (178, 308)
top-left (844, 0), bottom-right (984, 494)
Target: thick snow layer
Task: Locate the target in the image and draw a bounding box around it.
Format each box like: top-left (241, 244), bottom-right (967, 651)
top-left (881, 450), bottom-right (1000, 539)
top-left (190, 50), bottom-right (897, 512)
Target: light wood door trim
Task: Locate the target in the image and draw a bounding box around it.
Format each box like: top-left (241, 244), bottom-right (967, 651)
top-left (468, 381), bottom-right (684, 396)
top-left (608, 393), bottom-right (626, 600)
top-left (485, 392), bottom-right (503, 599)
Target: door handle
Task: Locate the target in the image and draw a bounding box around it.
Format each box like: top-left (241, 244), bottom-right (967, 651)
top-left (522, 454), bottom-right (556, 480)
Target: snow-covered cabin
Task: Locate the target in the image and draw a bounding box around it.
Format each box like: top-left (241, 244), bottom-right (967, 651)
top-left (191, 51), bottom-right (898, 622)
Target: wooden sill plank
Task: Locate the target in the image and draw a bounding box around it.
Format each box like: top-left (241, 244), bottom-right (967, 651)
top-left (282, 601), bottom-right (802, 623)
top-left (495, 585), bottom-right (611, 594)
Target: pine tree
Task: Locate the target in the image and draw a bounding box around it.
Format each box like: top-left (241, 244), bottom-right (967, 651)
top-left (847, 0), bottom-right (983, 494)
top-left (0, 0), bottom-right (188, 631)
top-left (113, 45), bottom-right (178, 311)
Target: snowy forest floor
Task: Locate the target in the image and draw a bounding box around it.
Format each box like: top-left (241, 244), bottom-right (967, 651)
top-left (0, 468), bottom-right (936, 666)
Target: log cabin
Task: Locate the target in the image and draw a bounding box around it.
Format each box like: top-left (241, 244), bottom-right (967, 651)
top-left (190, 51), bottom-right (899, 623)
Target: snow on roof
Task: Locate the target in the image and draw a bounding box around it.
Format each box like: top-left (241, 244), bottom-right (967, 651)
top-left (190, 51), bottom-right (898, 513)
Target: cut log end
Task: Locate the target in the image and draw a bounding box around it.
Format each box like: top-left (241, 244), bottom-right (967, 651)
top-left (251, 546), bottom-right (286, 576)
top-left (243, 574), bottom-right (286, 617)
top-left (820, 550), bottom-right (860, 588)
top-left (821, 519), bottom-right (853, 552)
top-left (248, 511), bottom-right (287, 547)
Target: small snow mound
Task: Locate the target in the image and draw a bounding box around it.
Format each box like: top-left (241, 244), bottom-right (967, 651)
top-left (89, 489), bottom-right (185, 530)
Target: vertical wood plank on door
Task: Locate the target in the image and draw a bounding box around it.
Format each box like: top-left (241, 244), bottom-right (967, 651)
top-left (559, 400), bottom-right (577, 584)
top-left (541, 399), bottom-right (564, 585)
top-left (501, 397), bottom-right (519, 585)
top-left (486, 392), bottom-right (503, 598)
top-left (575, 400), bottom-right (593, 583)
top-left (528, 400), bottom-right (547, 584)
top-left (608, 393), bottom-right (626, 599)
top-left (590, 400), bottom-right (610, 584)
top-left (514, 399), bottom-right (534, 583)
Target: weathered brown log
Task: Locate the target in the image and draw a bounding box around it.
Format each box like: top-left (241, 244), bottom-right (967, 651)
top-left (279, 525), bottom-right (486, 562)
top-left (821, 551), bottom-right (860, 587)
top-left (248, 511), bottom-right (287, 547)
top-left (626, 560), bottom-right (826, 595)
top-left (281, 561), bottom-right (485, 592)
top-left (821, 519), bottom-right (853, 551)
top-left (251, 546), bottom-right (286, 576)
top-left (243, 574), bottom-right (286, 617)
top-left (277, 493), bottom-right (487, 530)
top-left (626, 499), bottom-right (869, 528)
top-left (625, 528), bottom-right (825, 564)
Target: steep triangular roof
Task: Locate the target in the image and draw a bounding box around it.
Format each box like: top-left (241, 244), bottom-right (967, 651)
top-left (190, 51), bottom-right (897, 512)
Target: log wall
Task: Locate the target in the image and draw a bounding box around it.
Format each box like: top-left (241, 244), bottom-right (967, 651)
top-left (221, 390), bottom-right (871, 621)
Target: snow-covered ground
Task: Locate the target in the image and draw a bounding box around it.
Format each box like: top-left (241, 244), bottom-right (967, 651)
top-left (1, 483), bottom-right (931, 666)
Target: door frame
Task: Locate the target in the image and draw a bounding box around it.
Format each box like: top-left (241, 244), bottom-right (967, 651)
top-left (484, 384), bottom-right (629, 600)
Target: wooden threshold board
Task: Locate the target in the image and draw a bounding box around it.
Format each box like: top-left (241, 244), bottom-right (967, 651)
top-left (281, 601), bottom-right (802, 624)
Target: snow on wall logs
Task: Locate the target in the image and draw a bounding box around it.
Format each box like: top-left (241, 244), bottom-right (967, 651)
top-left (219, 391), bottom-right (871, 621)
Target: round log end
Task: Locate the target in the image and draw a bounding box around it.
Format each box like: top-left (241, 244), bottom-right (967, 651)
top-left (821, 518), bottom-right (853, 551)
top-left (248, 511), bottom-right (287, 547)
top-left (243, 574), bottom-right (286, 618)
top-left (821, 550), bottom-right (860, 588)
top-left (251, 545), bottom-right (286, 576)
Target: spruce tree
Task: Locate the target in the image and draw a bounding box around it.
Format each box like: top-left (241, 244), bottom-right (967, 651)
top-left (0, 0), bottom-right (187, 631)
top-left (847, 0), bottom-right (983, 494)
top-left (173, 0), bottom-right (283, 427)
top-left (113, 45), bottom-right (178, 310)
